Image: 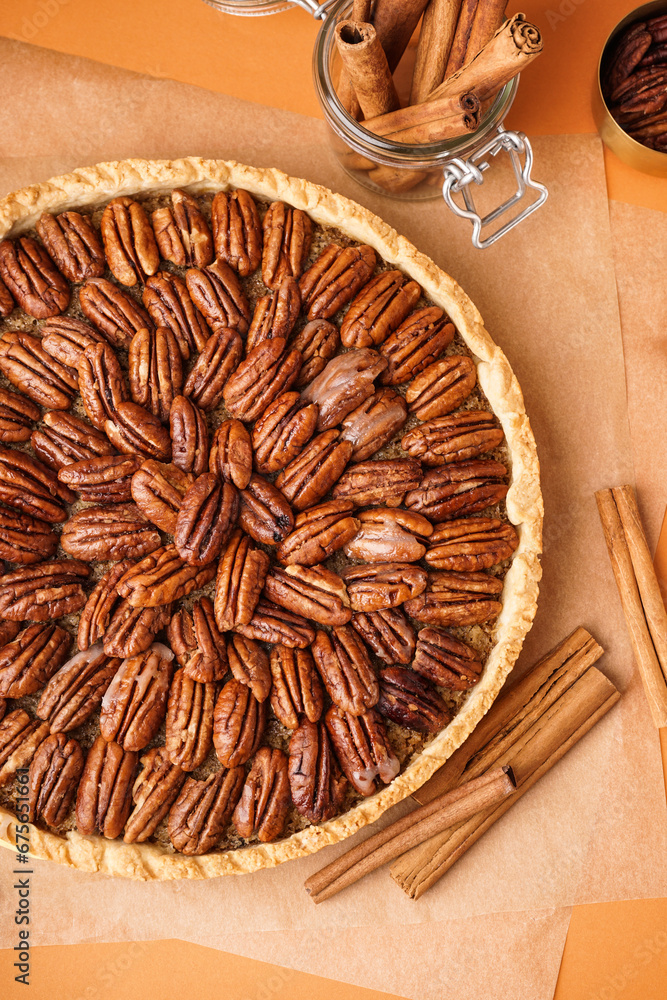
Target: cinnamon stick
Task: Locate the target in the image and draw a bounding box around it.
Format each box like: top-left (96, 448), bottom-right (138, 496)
top-left (462, 0), bottom-right (507, 69)
top-left (305, 766), bottom-right (515, 903)
top-left (410, 0), bottom-right (462, 105)
top-left (335, 20), bottom-right (400, 121)
top-left (444, 0), bottom-right (480, 78)
top-left (363, 91), bottom-right (479, 143)
top-left (352, 0), bottom-right (373, 21)
top-left (366, 166), bottom-right (428, 193)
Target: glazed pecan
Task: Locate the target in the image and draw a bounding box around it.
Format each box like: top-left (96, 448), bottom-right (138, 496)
top-left (32, 411), bottom-right (114, 471)
top-left (0, 387), bottom-right (40, 443)
top-left (404, 459), bottom-right (509, 522)
top-left (212, 188), bottom-right (263, 277)
top-left (246, 276), bottom-right (301, 353)
top-left (213, 678), bottom-right (266, 767)
top-left (0, 276), bottom-right (14, 317)
top-left (238, 474), bottom-right (294, 545)
top-left (227, 633), bottom-right (271, 701)
top-left (325, 705), bottom-right (399, 795)
top-left (288, 718), bottom-right (346, 823)
top-left (301, 348), bottom-right (388, 432)
top-left (37, 644), bottom-right (121, 733)
top-left (311, 626), bottom-right (378, 715)
top-left (183, 596), bottom-right (229, 683)
top-left (276, 499), bottom-right (359, 566)
top-left (142, 271), bottom-right (209, 359)
top-left (299, 243), bottom-right (376, 321)
top-left (151, 189), bottom-right (213, 269)
top-left (80, 277), bottom-right (153, 350)
top-left (59, 454), bottom-right (142, 504)
top-left (405, 355), bottom-right (476, 420)
top-left (75, 736), bottom-right (137, 838)
top-left (61, 504), bottom-right (161, 561)
top-left (128, 326), bottom-right (183, 423)
top-left (28, 732), bottom-right (84, 826)
top-left (0, 237), bottom-right (69, 318)
top-left (235, 599), bottom-right (316, 649)
top-left (100, 196), bottom-right (160, 286)
top-left (233, 746), bottom-right (290, 842)
top-left (223, 338), bottom-right (302, 422)
top-left (292, 319), bottom-right (340, 389)
top-left (77, 562), bottom-right (131, 649)
top-left (117, 545), bottom-right (216, 608)
top-left (269, 644), bottom-right (324, 729)
top-left (351, 607), bottom-right (416, 665)
top-left (413, 627), bottom-right (483, 690)
top-left (0, 445), bottom-right (73, 522)
top-left (332, 457), bottom-right (422, 507)
top-left (209, 418), bottom-right (252, 489)
top-left (169, 766), bottom-right (245, 855)
top-left (274, 430), bottom-right (352, 511)
top-left (377, 667), bottom-right (451, 733)
top-left (0, 559), bottom-right (89, 621)
top-left (340, 388), bottom-right (408, 461)
top-left (35, 210), bottom-right (105, 282)
top-left (344, 508), bottom-right (433, 563)
top-left (175, 475), bottom-right (239, 566)
top-left (166, 607), bottom-right (197, 668)
top-left (403, 570), bottom-right (503, 626)
top-left (261, 201), bottom-right (312, 290)
top-left (103, 601), bottom-right (172, 659)
top-left (0, 508), bottom-right (58, 564)
top-left (170, 395), bottom-right (209, 476)
top-left (0, 330), bottom-right (77, 409)
top-left (252, 392), bottom-right (318, 475)
top-left (341, 562), bottom-right (427, 613)
top-left (41, 315), bottom-right (107, 368)
top-left (123, 747), bottom-right (187, 843)
top-left (0, 624), bottom-right (70, 699)
top-left (214, 529), bottom-right (270, 630)
top-left (340, 270), bottom-right (421, 349)
top-left (186, 259), bottom-right (251, 334)
top-left (0, 622), bottom-right (20, 647)
top-left (425, 518), bottom-right (519, 571)
top-left (165, 668), bottom-right (216, 771)
top-left (130, 460), bottom-right (194, 533)
top-left (0, 710), bottom-right (49, 786)
top-left (264, 564), bottom-right (351, 626)
top-left (402, 411), bottom-right (505, 467)
top-left (100, 644), bottom-right (174, 751)
top-left (379, 307), bottom-right (455, 385)
top-left (77, 341), bottom-right (128, 430)
top-left (105, 401), bottom-right (172, 462)
top-left (183, 326), bottom-right (243, 412)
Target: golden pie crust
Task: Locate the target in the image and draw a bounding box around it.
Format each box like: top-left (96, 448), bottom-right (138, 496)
top-left (0, 157), bottom-right (542, 879)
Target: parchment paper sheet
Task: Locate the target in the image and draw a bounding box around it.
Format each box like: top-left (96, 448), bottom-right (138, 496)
top-left (0, 37), bottom-right (665, 1000)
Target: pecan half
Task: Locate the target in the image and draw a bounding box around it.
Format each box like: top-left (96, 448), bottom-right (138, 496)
top-left (183, 597), bottom-right (229, 683)
top-left (325, 705), bottom-right (399, 795)
top-left (274, 430), bottom-right (353, 511)
top-left (32, 411), bottom-right (114, 471)
top-left (0, 622), bottom-right (20, 647)
top-left (238, 474), bottom-right (294, 545)
top-left (131, 460), bottom-right (194, 533)
top-left (77, 562), bottom-right (131, 650)
top-left (105, 401), bottom-right (172, 462)
top-left (37, 644), bottom-right (121, 732)
top-left (405, 355), bottom-right (476, 420)
top-left (227, 633), bottom-right (271, 702)
top-left (276, 499), bottom-right (359, 566)
top-left (80, 277), bottom-right (153, 350)
top-left (77, 341), bottom-right (128, 431)
top-left (214, 529), bottom-right (270, 630)
top-left (341, 562), bottom-right (427, 612)
top-left (292, 319), bottom-right (340, 389)
top-left (377, 667), bottom-right (451, 733)
top-left (344, 508), bottom-right (433, 563)
top-left (29, 732), bottom-right (84, 826)
top-left (379, 307), bottom-right (455, 385)
top-left (175, 475), bottom-right (239, 566)
top-left (128, 326), bottom-right (183, 423)
top-left (401, 411), bottom-right (505, 466)
top-left (246, 276), bottom-right (301, 354)
top-left (0, 387), bottom-right (40, 443)
top-left (76, 736), bottom-right (137, 838)
top-left (269, 644), bottom-right (324, 729)
top-left (0, 444), bottom-right (73, 522)
top-left (0, 508), bottom-right (58, 564)
top-left (261, 201), bottom-right (312, 290)
top-left (212, 188), bottom-right (263, 277)
top-left (103, 600), bottom-right (172, 659)
top-left (235, 599), bottom-right (316, 648)
top-left (0, 624), bottom-right (70, 699)
top-left (233, 746), bottom-right (290, 842)
top-left (403, 570), bottom-right (503, 625)
top-left (186, 259), bottom-right (251, 334)
top-left (301, 348), bottom-right (388, 432)
top-left (41, 315), bottom-right (107, 368)
top-left (59, 454), bottom-right (142, 504)
top-left (35, 211), bottom-right (105, 282)
top-left (340, 270), bottom-right (421, 349)
top-left (0, 237), bottom-right (69, 318)
top-left (223, 338), bottom-right (302, 422)
top-left (299, 243), bottom-right (376, 320)
top-left (404, 459), bottom-right (509, 522)
top-left (425, 517), bottom-right (519, 571)
top-left (213, 678), bottom-right (266, 767)
top-left (413, 627), bottom-right (483, 690)
top-left (311, 626), bottom-right (378, 714)
top-left (165, 668), bottom-right (216, 771)
top-left (169, 766), bottom-right (244, 855)
top-left (0, 559), bottom-right (90, 621)
top-left (100, 643), bottom-right (174, 751)
top-left (340, 388), bottom-right (408, 461)
top-left (151, 189), bottom-right (213, 269)
top-left (0, 330), bottom-right (77, 409)
top-left (101, 196), bottom-right (160, 286)
top-left (264, 564), bottom-right (351, 626)
top-left (288, 719), bottom-right (346, 823)
top-left (209, 418), bottom-right (253, 489)
top-left (117, 545), bottom-right (216, 608)
top-left (351, 607), bottom-right (416, 665)
top-left (142, 271), bottom-right (209, 359)
top-left (332, 457), bottom-right (422, 507)
top-left (183, 326), bottom-right (243, 412)
top-left (0, 276), bottom-right (14, 317)
top-left (253, 392), bottom-right (319, 475)
top-left (166, 607), bottom-right (197, 668)
top-left (0, 710), bottom-right (49, 786)
top-left (123, 746), bottom-right (187, 843)
top-left (61, 504), bottom-right (161, 561)
top-left (170, 395), bottom-right (208, 476)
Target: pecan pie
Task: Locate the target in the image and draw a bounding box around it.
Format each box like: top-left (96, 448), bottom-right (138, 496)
top-left (0, 158), bottom-right (541, 879)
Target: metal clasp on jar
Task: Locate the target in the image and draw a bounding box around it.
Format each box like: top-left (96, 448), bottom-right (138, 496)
top-left (291, 0), bottom-right (339, 16)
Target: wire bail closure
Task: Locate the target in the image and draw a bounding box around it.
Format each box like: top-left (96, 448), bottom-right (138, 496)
top-left (292, 0), bottom-right (338, 18)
